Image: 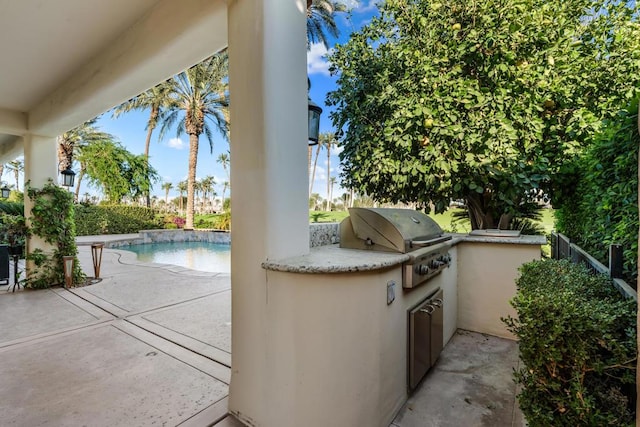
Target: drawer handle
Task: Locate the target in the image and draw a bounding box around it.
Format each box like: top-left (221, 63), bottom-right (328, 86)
top-left (420, 305), bottom-right (435, 314)
top-left (431, 298), bottom-right (443, 307)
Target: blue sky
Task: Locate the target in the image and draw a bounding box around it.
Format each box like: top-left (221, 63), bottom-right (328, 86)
top-left (85, 1), bottom-right (379, 204)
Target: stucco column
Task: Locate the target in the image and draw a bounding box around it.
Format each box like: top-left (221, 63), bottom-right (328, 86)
top-left (227, 0), bottom-right (308, 424)
top-left (23, 134), bottom-right (58, 272)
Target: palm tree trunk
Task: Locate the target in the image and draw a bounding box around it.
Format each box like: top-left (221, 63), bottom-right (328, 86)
top-left (186, 133), bottom-right (199, 229)
top-left (308, 146), bottom-right (313, 195)
top-left (143, 106), bottom-right (158, 208)
top-left (326, 143), bottom-right (331, 210)
top-left (74, 168), bottom-right (85, 202)
top-left (309, 144), bottom-right (321, 195)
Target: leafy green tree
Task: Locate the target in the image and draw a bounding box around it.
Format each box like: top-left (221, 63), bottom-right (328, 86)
top-left (328, 0), bottom-right (640, 229)
top-left (112, 82), bottom-right (173, 207)
top-left (56, 120), bottom-right (118, 201)
top-left (78, 139), bottom-right (159, 203)
top-left (159, 52), bottom-right (229, 229)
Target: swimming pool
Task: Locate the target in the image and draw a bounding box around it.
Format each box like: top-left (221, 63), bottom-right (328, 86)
top-left (123, 241), bottom-right (230, 273)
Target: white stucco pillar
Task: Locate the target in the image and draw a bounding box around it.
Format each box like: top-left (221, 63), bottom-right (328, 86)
top-left (227, 0), bottom-right (308, 425)
top-left (23, 134), bottom-right (58, 269)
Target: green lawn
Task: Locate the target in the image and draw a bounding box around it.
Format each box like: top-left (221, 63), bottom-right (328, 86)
top-left (310, 207), bottom-right (556, 235)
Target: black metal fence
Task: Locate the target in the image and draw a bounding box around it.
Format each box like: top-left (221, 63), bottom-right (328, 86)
top-left (551, 232), bottom-right (637, 301)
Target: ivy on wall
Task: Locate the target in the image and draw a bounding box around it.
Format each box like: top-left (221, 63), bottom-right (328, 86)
top-left (25, 179), bottom-right (85, 288)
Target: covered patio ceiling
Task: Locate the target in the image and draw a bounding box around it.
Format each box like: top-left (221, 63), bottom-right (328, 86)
top-left (0, 0), bottom-right (228, 163)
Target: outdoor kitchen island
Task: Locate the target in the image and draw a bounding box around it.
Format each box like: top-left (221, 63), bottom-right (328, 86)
top-left (257, 227), bottom-right (545, 427)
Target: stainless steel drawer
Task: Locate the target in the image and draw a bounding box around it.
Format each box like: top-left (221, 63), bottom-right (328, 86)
top-left (407, 288), bottom-right (444, 391)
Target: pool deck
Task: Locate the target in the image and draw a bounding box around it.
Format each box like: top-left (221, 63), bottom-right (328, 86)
top-left (0, 235), bottom-right (523, 427)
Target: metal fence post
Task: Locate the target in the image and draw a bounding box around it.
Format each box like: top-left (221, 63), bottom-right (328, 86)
top-left (609, 244), bottom-right (623, 279)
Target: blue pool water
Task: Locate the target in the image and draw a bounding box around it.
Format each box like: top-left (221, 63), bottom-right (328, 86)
top-left (123, 241), bottom-right (230, 273)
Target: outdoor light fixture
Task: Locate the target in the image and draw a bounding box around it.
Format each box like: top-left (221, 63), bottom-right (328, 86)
top-left (60, 167), bottom-right (76, 188)
top-left (91, 243), bottom-right (104, 279)
top-left (308, 98), bottom-right (323, 145)
top-left (63, 255), bottom-right (74, 288)
top-left (0, 185), bottom-right (10, 199)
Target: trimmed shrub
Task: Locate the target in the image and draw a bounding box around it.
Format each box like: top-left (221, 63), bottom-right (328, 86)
top-left (504, 259), bottom-right (636, 426)
top-left (74, 205), bottom-right (162, 235)
top-left (0, 201), bottom-right (24, 216)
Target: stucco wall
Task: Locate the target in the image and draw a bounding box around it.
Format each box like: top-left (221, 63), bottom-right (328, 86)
top-left (261, 246), bottom-right (458, 427)
top-left (456, 241), bottom-right (541, 339)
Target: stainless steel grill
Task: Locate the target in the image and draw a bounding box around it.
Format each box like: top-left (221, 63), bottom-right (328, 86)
top-left (339, 207), bottom-right (452, 288)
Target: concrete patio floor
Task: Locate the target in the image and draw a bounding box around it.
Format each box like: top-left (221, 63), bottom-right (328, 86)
top-left (0, 238), bottom-right (524, 426)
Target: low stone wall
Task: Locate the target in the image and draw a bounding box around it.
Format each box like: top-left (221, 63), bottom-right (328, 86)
top-left (309, 222), bottom-right (340, 247)
top-left (104, 224), bottom-right (340, 249)
top-left (104, 229), bottom-right (230, 248)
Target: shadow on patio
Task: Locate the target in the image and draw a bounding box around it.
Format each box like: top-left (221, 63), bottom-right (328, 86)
top-left (0, 243), bottom-right (523, 427)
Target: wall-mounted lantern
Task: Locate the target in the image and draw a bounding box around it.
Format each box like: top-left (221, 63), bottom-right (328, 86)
top-left (60, 167), bottom-right (76, 188)
top-left (308, 98), bottom-right (323, 145)
top-left (0, 185), bottom-right (10, 199)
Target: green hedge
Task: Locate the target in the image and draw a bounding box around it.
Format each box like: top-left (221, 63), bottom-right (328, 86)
top-left (554, 104), bottom-right (638, 285)
top-left (0, 201), bottom-right (24, 216)
top-left (74, 205), bottom-right (162, 235)
top-left (504, 259), bottom-right (636, 426)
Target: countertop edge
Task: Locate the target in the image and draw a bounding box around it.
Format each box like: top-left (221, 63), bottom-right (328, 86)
top-left (262, 233), bottom-right (546, 274)
top-left (460, 234), bottom-right (547, 245)
top-left (262, 245), bottom-right (410, 274)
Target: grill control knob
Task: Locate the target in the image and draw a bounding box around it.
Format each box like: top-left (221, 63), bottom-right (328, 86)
top-left (416, 264), bottom-right (431, 275)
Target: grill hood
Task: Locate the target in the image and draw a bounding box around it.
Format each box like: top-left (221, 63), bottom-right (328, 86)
top-left (339, 208), bottom-right (450, 253)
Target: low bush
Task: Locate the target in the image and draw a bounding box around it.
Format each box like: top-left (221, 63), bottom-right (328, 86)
top-left (194, 213), bottom-right (230, 230)
top-left (75, 205), bottom-right (162, 235)
top-left (503, 259), bottom-right (636, 426)
top-left (0, 201), bottom-right (24, 216)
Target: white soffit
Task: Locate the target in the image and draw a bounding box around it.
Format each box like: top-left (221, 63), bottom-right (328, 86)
top-left (0, 0), bottom-right (228, 146)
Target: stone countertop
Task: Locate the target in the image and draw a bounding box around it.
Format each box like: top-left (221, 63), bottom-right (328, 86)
top-left (262, 233), bottom-right (546, 274)
top-left (460, 233), bottom-right (547, 245)
top-left (261, 244), bottom-right (409, 274)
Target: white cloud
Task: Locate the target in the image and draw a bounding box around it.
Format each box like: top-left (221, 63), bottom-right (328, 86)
top-left (333, 145), bottom-right (344, 155)
top-left (307, 43), bottom-right (333, 76)
top-left (336, 0), bottom-right (360, 10)
top-left (167, 137), bottom-right (185, 150)
top-left (353, 0), bottom-right (377, 13)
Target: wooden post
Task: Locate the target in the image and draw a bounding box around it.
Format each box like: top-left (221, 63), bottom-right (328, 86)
top-left (609, 244), bottom-right (623, 279)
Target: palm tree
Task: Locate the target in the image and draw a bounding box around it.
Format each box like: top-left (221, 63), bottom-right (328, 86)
top-left (306, 0), bottom-right (346, 49)
top-left (217, 152), bottom-right (230, 181)
top-left (216, 152), bottom-right (230, 211)
top-left (320, 132), bottom-right (336, 210)
top-left (177, 180), bottom-right (187, 213)
top-left (112, 82), bottom-right (173, 207)
top-left (329, 176), bottom-right (337, 211)
top-left (220, 180), bottom-right (229, 211)
top-left (161, 182), bottom-right (173, 204)
top-left (159, 52), bottom-right (229, 229)
top-left (309, 141), bottom-right (322, 195)
top-left (201, 175), bottom-right (216, 212)
top-left (6, 160), bottom-right (23, 191)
